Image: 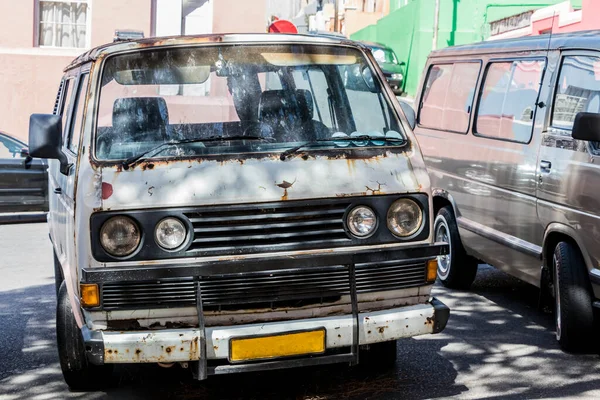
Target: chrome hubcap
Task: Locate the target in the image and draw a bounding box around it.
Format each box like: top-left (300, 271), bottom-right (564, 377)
top-left (435, 220), bottom-right (451, 278)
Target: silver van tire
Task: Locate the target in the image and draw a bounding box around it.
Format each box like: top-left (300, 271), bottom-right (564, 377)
top-left (434, 206), bottom-right (478, 289)
top-left (53, 251), bottom-right (64, 297)
top-left (57, 283), bottom-right (113, 390)
top-left (553, 242), bottom-right (594, 352)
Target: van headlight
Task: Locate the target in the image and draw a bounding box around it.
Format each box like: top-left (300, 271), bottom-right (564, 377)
top-left (387, 199), bottom-right (423, 237)
top-left (155, 217), bottom-right (187, 250)
top-left (347, 206), bottom-right (377, 237)
top-left (100, 216), bottom-right (141, 257)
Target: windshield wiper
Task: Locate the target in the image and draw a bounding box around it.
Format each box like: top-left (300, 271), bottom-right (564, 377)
top-left (279, 135), bottom-right (404, 161)
top-left (121, 135), bottom-right (268, 169)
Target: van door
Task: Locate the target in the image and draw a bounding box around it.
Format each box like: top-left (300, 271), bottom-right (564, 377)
top-left (63, 71), bottom-right (89, 280)
top-left (49, 76), bottom-right (76, 260)
top-left (537, 51), bottom-right (600, 273)
top-left (462, 57), bottom-right (548, 285)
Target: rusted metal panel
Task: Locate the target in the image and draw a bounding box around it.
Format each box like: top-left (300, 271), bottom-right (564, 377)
top-left (103, 329), bottom-right (201, 363)
top-left (99, 153), bottom-right (420, 210)
top-left (205, 302), bottom-right (437, 359)
top-left (64, 33), bottom-right (356, 71)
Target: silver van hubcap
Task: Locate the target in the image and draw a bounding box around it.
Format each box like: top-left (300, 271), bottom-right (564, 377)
top-left (435, 217), bottom-right (451, 279)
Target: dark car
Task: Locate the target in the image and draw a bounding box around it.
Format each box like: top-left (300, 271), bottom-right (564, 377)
top-left (0, 131), bottom-right (48, 213)
top-left (362, 41), bottom-right (405, 95)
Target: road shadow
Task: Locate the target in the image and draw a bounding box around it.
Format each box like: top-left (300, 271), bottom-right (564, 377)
top-left (3, 266), bottom-right (600, 399)
top-left (430, 264), bottom-right (600, 399)
top-left (0, 282), bottom-right (464, 400)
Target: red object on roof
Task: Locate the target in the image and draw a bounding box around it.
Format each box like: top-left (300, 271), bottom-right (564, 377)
top-left (268, 19), bottom-right (298, 34)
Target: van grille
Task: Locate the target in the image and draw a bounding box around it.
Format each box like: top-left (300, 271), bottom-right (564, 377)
top-left (183, 202), bottom-right (352, 256)
top-left (100, 261), bottom-right (427, 311)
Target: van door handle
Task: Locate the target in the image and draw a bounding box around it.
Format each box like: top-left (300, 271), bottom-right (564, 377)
top-left (53, 187), bottom-right (62, 194)
top-left (540, 160), bottom-right (552, 173)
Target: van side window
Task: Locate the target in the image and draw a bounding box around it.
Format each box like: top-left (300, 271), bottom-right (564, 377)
top-left (475, 59), bottom-right (545, 143)
top-left (68, 73), bottom-right (89, 153)
top-left (60, 78), bottom-right (75, 142)
top-left (419, 62), bottom-right (480, 133)
top-left (552, 55), bottom-right (600, 130)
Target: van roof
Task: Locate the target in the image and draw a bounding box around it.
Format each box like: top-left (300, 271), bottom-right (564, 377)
top-left (429, 29), bottom-right (600, 58)
top-left (65, 33), bottom-right (358, 71)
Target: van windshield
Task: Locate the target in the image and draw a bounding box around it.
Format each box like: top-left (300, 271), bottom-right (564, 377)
top-left (95, 44), bottom-right (404, 161)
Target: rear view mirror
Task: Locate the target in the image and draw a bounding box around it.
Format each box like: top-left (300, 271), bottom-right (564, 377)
top-left (572, 112), bottom-right (600, 142)
top-left (361, 66), bottom-right (377, 93)
top-left (29, 114), bottom-right (70, 174)
top-left (398, 99), bottom-right (416, 131)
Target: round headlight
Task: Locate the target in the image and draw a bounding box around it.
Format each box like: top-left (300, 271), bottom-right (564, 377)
top-left (347, 206), bottom-right (377, 237)
top-left (387, 199), bottom-right (423, 237)
top-left (100, 216), bottom-right (141, 257)
top-left (155, 217), bottom-right (187, 250)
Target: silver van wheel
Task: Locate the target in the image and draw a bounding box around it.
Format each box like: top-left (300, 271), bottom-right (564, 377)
top-left (552, 241), bottom-right (594, 351)
top-left (434, 215), bottom-right (452, 280)
top-left (433, 206), bottom-right (478, 289)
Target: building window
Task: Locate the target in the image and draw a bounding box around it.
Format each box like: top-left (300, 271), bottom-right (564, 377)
top-left (38, 1), bottom-right (89, 48)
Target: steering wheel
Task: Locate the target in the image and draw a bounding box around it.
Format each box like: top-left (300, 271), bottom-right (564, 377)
top-left (242, 122), bottom-right (276, 142)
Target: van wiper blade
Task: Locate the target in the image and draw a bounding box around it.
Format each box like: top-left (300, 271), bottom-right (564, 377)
top-left (121, 136), bottom-right (267, 169)
top-left (279, 135), bottom-right (404, 161)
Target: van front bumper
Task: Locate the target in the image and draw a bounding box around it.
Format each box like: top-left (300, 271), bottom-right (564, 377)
top-left (83, 298), bottom-right (449, 371)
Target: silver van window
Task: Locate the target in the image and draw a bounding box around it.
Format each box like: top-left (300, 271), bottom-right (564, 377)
top-left (419, 62), bottom-right (480, 133)
top-left (95, 44), bottom-right (404, 161)
top-left (553, 55), bottom-right (600, 130)
top-left (475, 59), bottom-right (545, 143)
top-left (68, 73), bottom-right (89, 153)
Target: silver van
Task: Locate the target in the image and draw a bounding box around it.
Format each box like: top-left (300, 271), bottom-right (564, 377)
top-left (409, 31), bottom-right (600, 352)
top-left (28, 33), bottom-right (449, 389)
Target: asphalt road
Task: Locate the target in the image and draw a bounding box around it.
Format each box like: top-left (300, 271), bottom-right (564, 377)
top-left (1, 223), bottom-right (600, 400)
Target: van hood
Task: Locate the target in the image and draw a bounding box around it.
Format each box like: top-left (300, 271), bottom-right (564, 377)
top-left (99, 151), bottom-right (422, 210)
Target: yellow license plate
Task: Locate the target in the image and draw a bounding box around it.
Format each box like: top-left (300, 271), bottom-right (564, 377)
top-left (229, 329), bottom-right (326, 362)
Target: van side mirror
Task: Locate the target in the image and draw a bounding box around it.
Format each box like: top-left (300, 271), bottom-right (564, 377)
top-left (399, 61), bottom-right (406, 66)
top-left (572, 112), bottom-right (600, 142)
top-left (398, 99), bottom-right (416, 131)
top-left (29, 113), bottom-right (70, 174)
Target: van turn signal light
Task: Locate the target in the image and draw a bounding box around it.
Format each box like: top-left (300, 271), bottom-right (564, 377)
top-left (80, 284), bottom-right (100, 307)
top-left (426, 259), bottom-right (438, 283)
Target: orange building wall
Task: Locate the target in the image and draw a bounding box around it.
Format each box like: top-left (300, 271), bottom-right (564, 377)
top-left (0, 1), bottom-right (153, 141)
top-left (0, 1), bottom-right (35, 48)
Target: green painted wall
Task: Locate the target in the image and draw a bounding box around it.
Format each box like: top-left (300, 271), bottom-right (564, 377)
top-left (352, 0), bottom-right (582, 96)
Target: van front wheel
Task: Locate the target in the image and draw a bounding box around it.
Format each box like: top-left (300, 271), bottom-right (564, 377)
top-left (553, 241), bottom-right (594, 352)
top-left (434, 206), bottom-right (478, 289)
top-left (56, 283), bottom-right (113, 390)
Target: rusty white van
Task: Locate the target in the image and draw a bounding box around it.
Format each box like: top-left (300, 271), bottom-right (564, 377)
top-left (28, 33), bottom-right (449, 389)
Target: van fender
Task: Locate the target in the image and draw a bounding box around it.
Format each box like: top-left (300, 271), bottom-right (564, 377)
top-left (542, 223), bottom-right (594, 273)
top-left (431, 188), bottom-right (461, 217)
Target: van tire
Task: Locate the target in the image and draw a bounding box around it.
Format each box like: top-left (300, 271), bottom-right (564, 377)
top-left (361, 340), bottom-right (397, 370)
top-left (53, 251), bottom-right (64, 297)
top-left (434, 206), bottom-right (478, 289)
top-left (553, 241), bottom-right (594, 352)
top-left (56, 283), bottom-right (113, 390)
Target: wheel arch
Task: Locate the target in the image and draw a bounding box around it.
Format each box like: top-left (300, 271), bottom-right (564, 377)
top-left (543, 223), bottom-right (594, 274)
top-left (432, 188), bottom-right (460, 217)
